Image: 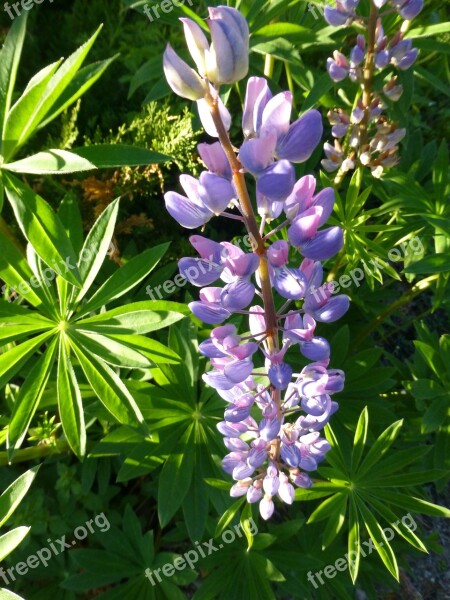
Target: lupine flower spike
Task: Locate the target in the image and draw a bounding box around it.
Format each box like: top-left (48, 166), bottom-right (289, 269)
top-left (162, 6), bottom-right (349, 520)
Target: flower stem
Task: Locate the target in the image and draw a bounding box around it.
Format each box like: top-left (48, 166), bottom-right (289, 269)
top-left (360, 0), bottom-right (379, 149)
top-left (206, 94), bottom-right (279, 354)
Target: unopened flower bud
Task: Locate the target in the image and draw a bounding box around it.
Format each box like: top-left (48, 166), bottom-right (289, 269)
top-left (163, 45), bottom-right (206, 101)
top-left (205, 6), bottom-right (249, 85)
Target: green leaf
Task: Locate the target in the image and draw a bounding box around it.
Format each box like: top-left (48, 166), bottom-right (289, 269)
top-left (3, 149), bottom-right (97, 174)
top-left (215, 498), bottom-right (246, 538)
top-left (3, 172), bottom-right (81, 286)
top-left (158, 426), bottom-right (195, 528)
top-left (368, 497), bottom-right (428, 554)
top-left (371, 490), bottom-right (450, 518)
top-left (77, 243), bottom-right (169, 317)
top-left (70, 340), bottom-right (147, 431)
top-left (57, 340), bottom-right (86, 458)
top-left (404, 253), bottom-right (450, 274)
top-left (70, 144), bottom-right (170, 167)
top-left (357, 420), bottom-right (403, 479)
top-left (108, 334), bottom-right (180, 365)
top-left (0, 466), bottom-right (39, 526)
top-left (407, 22), bottom-right (450, 39)
top-left (0, 12), bottom-right (27, 140)
top-left (0, 315), bottom-right (53, 344)
top-left (367, 470), bottom-right (448, 488)
top-left (351, 406), bottom-right (368, 474)
top-left (2, 60), bottom-right (61, 161)
top-left (302, 73), bottom-right (335, 113)
top-left (7, 338), bottom-right (58, 458)
top-left (0, 330), bottom-right (54, 389)
top-left (307, 492), bottom-right (347, 523)
top-left (74, 198), bottom-right (120, 303)
top-left (74, 301), bottom-right (187, 334)
top-left (0, 527), bottom-right (30, 562)
top-left (355, 498), bottom-right (399, 580)
top-left (348, 496), bottom-right (361, 583)
top-left (71, 330), bottom-right (151, 368)
top-left (37, 56), bottom-right (117, 130)
top-left (58, 192), bottom-right (84, 255)
top-left (12, 25), bottom-right (103, 151)
top-left (0, 224), bottom-right (56, 316)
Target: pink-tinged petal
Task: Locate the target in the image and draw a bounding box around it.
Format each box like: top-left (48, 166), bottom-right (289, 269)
top-left (284, 175), bottom-right (317, 220)
top-left (242, 77), bottom-right (272, 137)
top-left (311, 187), bottom-right (335, 226)
top-left (291, 472), bottom-right (312, 488)
top-left (249, 306), bottom-right (266, 339)
top-left (239, 133), bottom-right (277, 175)
top-left (189, 300), bottom-right (230, 324)
top-left (260, 91), bottom-right (293, 140)
top-left (257, 160), bottom-right (295, 202)
top-left (163, 44), bottom-right (205, 101)
top-left (212, 324), bottom-right (236, 340)
top-left (199, 286), bottom-right (222, 303)
top-left (259, 496), bottom-right (275, 520)
top-left (197, 142), bottom-right (231, 178)
top-left (313, 295), bottom-right (350, 323)
top-left (230, 480), bottom-right (252, 497)
top-left (277, 110), bottom-right (323, 163)
top-left (300, 226), bottom-right (344, 260)
top-left (327, 58), bottom-right (349, 82)
top-left (179, 174), bottom-right (202, 202)
top-left (199, 339), bottom-right (227, 359)
top-left (222, 452), bottom-right (246, 474)
top-left (230, 341), bottom-right (259, 360)
top-left (287, 207), bottom-right (322, 246)
top-left (189, 234), bottom-right (223, 263)
top-left (247, 485), bottom-right (263, 503)
top-left (221, 278), bottom-right (255, 310)
top-left (164, 191), bottom-right (212, 228)
top-left (267, 240), bottom-right (289, 267)
top-left (197, 96), bottom-right (231, 137)
top-left (199, 172), bottom-right (235, 214)
top-left (178, 257), bottom-right (222, 286)
top-left (227, 252), bottom-right (260, 277)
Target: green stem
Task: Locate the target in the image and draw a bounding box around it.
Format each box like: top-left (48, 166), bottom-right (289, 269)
top-left (359, 0), bottom-right (378, 149)
top-left (0, 440), bottom-right (71, 466)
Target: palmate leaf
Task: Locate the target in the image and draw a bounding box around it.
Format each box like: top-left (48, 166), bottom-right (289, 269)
top-left (57, 339), bottom-right (86, 458)
top-left (4, 172), bottom-right (81, 287)
top-left (295, 408), bottom-right (449, 582)
top-left (7, 337), bottom-right (58, 458)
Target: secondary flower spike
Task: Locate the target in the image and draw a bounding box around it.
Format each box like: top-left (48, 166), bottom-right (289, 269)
top-left (163, 8), bottom-right (349, 520)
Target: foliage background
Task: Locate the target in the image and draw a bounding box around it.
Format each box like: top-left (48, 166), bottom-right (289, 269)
top-left (0, 0), bottom-right (449, 598)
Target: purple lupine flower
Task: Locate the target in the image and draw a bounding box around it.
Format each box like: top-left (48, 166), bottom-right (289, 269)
top-left (327, 51), bottom-right (350, 82)
top-left (163, 9), bottom-right (348, 520)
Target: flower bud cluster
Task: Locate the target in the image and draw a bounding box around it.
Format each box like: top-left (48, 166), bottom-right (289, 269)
top-left (163, 13), bottom-right (350, 519)
top-left (323, 0), bottom-right (423, 178)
